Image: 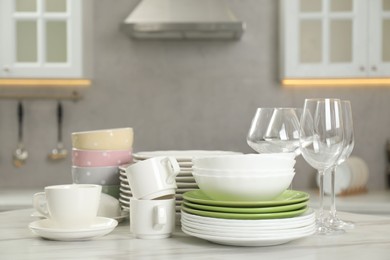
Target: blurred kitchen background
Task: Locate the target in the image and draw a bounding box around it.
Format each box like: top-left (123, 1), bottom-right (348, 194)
top-left (0, 0), bottom-right (389, 192)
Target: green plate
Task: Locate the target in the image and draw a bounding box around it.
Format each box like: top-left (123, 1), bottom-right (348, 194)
top-left (182, 200), bottom-right (308, 214)
top-left (182, 189), bottom-right (309, 207)
top-left (181, 205), bottom-right (308, 220)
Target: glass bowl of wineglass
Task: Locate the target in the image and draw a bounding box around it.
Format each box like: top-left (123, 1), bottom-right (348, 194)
top-left (247, 108), bottom-right (302, 156)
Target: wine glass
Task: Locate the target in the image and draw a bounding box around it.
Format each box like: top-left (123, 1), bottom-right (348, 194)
top-left (326, 100), bottom-right (355, 230)
top-left (247, 108), bottom-right (302, 156)
top-left (299, 98), bottom-right (344, 235)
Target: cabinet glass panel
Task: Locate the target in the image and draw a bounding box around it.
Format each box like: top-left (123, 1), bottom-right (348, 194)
top-left (330, 20), bottom-right (352, 62)
top-left (15, 0), bottom-right (37, 12)
top-left (300, 0), bottom-right (322, 12)
top-left (383, 0), bottom-right (390, 11)
top-left (16, 21), bottom-right (37, 62)
top-left (300, 20), bottom-right (322, 63)
top-left (46, 21), bottom-right (67, 62)
top-left (330, 0), bottom-right (352, 12)
top-left (45, 0), bottom-right (67, 12)
top-left (383, 20), bottom-right (390, 61)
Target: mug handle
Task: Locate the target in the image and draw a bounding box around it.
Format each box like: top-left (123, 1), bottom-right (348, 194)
top-left (153, 205), bottom-right (166, 230)
top-left (164, 157), bottom-right (180, 185)
top-left (33, 192), bottom-right (50, 218)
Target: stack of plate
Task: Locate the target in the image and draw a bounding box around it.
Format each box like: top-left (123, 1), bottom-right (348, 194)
top-left (118, 151), bottom-right (241, 216)
top-left (181, 189), bottom-right (316, 246)
top-left (118, 164), bottom-right (132, 212)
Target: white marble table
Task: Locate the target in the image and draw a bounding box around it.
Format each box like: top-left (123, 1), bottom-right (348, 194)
top-left (1, 209), bottom-right (390, 259)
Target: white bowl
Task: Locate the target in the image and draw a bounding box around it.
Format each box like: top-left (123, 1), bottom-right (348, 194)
top-left (72, 166), bottom-right (120, 185)
top-left (192, 172), bottom-right (295, 201)
top-left (192, 154), bottom-right (296, 171)
top-left (192, 167), bottom-right (295, 176)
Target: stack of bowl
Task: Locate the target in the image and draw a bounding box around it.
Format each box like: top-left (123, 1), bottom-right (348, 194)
top-left (181, 153), bottom-right (316, 246)
top-left (192, 153), bottom-right (296, 201)
top-left (71, 128), bottom-right (134, 200)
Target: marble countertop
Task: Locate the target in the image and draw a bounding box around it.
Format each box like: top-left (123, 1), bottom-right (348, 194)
top-left (1, 209), bottom-right (390, 259)
top-left (2, 188), bottom-right (390, 215)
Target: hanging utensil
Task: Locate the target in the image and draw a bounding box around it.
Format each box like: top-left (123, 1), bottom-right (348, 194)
top-left (13, 101), bottom-right (28, 167)
top-left (48, 101), bottom-right (68, 160)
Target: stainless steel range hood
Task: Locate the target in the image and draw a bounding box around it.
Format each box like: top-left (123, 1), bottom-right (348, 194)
top-left (121, 0), bottom-right (245, 40)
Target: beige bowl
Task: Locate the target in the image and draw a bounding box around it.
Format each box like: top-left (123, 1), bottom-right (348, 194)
top-left (72, 128), bottom-right (134, 150)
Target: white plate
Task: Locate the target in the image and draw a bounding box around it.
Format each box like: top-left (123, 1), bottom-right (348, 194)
top-left (119, 197), bottom-right (130, 206)
top-left (180, 208), bottom-right (315, 228)
top-left (119, 175), bottom-right (128, 183)
top-left (120, 182), bottom-right (131, 189)
top-left (119, 187), bottom-right (132, 194)
top-left (181, 218), bottom-right (316, 236)
top-left (29, 217), bottom-right (118, 241)
top-left (181, 225), bottom-right (315, 247)
top-left (175, 176), bottom-right (195, 182)
top-left (176, 188), bottom-right (198, 194)
top-left (133, 150), bottom-right (241, 161)
top-left (177, 183), bottom-right (198, 188)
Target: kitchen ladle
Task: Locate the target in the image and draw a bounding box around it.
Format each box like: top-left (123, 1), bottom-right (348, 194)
top-left (13, 101), bottom-right (28, 167)
top-left (48, 101), bottom-right (68, 160)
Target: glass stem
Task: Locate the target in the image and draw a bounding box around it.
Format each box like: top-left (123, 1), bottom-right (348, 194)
top-left (318, 170), bottom-right (326, 224)
top-left (330, 166), bottom-right (337, 219)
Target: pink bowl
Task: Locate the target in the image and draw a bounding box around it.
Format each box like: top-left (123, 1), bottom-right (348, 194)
top-left (72, 149), bottom-right (133, 167)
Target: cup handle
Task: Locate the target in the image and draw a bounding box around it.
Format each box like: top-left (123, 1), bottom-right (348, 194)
top-left (33, 192), bottom-right (50, 218)
top-left (164, 157), bottom-right (180, 185)
top-left (153, 205), bottom-right (166, 230)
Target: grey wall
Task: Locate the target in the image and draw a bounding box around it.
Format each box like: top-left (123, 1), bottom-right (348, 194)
top-left (1, 0), bottom-right (389, 191)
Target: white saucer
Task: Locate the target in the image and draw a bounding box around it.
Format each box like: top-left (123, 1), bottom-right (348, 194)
top-left (29, 217), bottom-right (118, 241)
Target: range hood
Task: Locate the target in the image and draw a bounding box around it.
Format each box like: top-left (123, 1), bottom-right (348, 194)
top-left (121, 0), bottom-right (245, 40)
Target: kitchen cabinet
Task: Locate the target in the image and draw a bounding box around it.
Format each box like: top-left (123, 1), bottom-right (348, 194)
top-left (280, 0), bottom-right (390, 80)
top-left (0, 0), bottom-right (92, 81)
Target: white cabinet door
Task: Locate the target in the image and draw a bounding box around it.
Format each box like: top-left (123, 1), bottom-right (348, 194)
top-left (281, 0), bottom-right (390, 79)
top-left (368, 0), bottom-right (390, 77)
top-left (0, 0), bottom-right (82, 78)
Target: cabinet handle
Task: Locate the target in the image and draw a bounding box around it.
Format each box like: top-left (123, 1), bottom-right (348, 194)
top-left (372, 66), bottom-right (377, 71)
top-left (359, 66), bottom-right (365, 71)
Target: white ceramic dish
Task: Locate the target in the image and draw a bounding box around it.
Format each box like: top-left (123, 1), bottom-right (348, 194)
top-left (133, 150), bottom-right (241, 161)
top-left (192, 172), bottom-right (295, 201)
top-left (29, 217), bottom-right (118, 241)
top-left (175, 176), bottom-right (195, 182)
top-left (181, 225), bottom-right (316, 247)
top-left (181, 208), bottom-right (315, 228)
top-left (182, 221), bottom-right (316, 238)
top-left (192, 154), bottom-right (295, 171)
top-left (181, 217), bottom-right (315, 235)
top-left (193, 167), bottom-right (295, 176)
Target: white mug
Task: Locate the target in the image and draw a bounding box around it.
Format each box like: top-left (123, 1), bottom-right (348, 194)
top-left (125, 156), bottom-right (180, 200)
top-left (33, 184), bottom-right (102, 228)
top-left (130, 196), bottom-right (176, 239)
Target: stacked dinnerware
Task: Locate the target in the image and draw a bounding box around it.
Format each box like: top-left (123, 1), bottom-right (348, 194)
top-left (181, 190), bottom-right (314, 246)
top-left (118, 151), bottom-right (241, 217)
top-left (180, 153), bottom-right (316, 246)
top-left (71, 128), bottom-right (134, 203)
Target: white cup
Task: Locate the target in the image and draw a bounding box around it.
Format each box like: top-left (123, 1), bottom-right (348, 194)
top-left (130, 196), bottom-right (176, 239)
top-left (33, 184), bottom-right (102, 228)
top-left (125, 156), bottom-right (180, 200)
